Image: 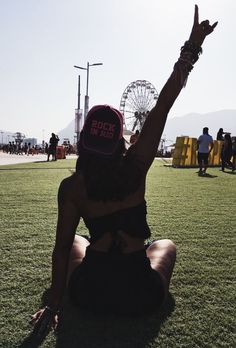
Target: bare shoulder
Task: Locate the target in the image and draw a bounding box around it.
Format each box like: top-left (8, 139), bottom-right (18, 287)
top-left (58, 172), bottom-right (84, 205)
top-left (58, 174), bottom-right (75, 194)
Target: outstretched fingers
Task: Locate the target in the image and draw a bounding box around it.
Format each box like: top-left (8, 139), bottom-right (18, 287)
top-left (31, 310), bottom-right (44, 323)
top-left (212, 21), bottom-right (218, 30)
top-left (191, 4), bottom-right (218, 41)
top-left (200, 19), bottom-right (218, 35)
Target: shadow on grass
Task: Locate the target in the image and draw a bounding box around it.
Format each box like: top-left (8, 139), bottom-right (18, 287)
top-left (197, 173), bottom-right (218, 178)
top-left (17, 331), bottom-right (51, 348)
top-left (17, 289), bottom-right (53, 348)
top-left (221, 171), bottom-right (236, 175)
top-left (0, 166), bottom-right (74, 171)
top-left (19, 289), bottom-right (175, 348)
top-left (55, 293), bottom-right (175, 348)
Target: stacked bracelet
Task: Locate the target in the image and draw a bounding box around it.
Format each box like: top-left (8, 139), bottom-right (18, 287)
top-left (180, 40), bottom-right (202, 64)
top-left (174, 40), bottom-right (203, 87)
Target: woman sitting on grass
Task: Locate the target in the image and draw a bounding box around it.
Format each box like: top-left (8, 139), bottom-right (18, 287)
top-left (32, 5), bottom-right (217, 331)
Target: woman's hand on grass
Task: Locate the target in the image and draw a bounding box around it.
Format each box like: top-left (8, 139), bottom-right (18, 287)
top-left (31, 307), bottom-right (59, 333)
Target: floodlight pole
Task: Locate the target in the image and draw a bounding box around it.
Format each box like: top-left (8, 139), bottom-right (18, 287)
top-left (74, 62), bottom-right (103, 118)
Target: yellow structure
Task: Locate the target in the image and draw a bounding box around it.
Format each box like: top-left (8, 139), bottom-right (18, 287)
top-left (172, 137), bottom-right (223, 167)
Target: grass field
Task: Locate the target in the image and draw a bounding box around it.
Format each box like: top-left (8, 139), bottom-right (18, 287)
top-left (0, 159), bottom-right (235, 348)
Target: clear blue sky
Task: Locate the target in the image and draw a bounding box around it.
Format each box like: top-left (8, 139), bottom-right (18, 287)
top-left (0, 0), bottom-right (235, 143)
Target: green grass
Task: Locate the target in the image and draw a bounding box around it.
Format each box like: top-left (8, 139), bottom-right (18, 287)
top-left (0, 159), bottom-right (235, 348)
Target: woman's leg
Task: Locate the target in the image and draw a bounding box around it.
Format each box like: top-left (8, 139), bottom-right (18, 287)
top-left (66, 235), bottom-right (90, 283)
top-left (233, 153), bottom-right (236, 167)
top-left (146, 239), bottom-right (176, 295)
top-left (225, 155), bottom-right (234, 169)
top-left (197, 152), bottom-right (203, 173)
top-left (221, 151), bottom-right (225, 171)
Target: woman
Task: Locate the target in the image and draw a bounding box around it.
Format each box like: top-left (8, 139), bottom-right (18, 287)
top-left (47, 133), bottom-right (60, 162)
top-left (232, 137), bottom-right (236, 169)
top-left (32, 5), bottom-right (217, 331)
top-left (217, 128), bottom-right (224, 141)
top-left (221, 133), bottom-right (235, 171)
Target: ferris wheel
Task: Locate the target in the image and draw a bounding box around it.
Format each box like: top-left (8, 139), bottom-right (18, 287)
top-left (119, 80), bottom-right (159, 132)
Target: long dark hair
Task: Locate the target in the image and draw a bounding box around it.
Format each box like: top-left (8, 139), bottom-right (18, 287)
top-left (76, 138), bottom-right (144, 202)
top-left (224, 134), bottom-right (232, 149)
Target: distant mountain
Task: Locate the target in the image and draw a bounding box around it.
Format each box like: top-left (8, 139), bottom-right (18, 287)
top-left (2, 109), bottom-right (234, 146)
top-left (57, 120), bottom-right (75, 144)
top-left (163, 109), bottom-right (236, 143)
top-left (57, 109), bottom-right (236, 144)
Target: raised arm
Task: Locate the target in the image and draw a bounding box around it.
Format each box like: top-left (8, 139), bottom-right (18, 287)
top-left (131, 5), bottom-right (218, 169)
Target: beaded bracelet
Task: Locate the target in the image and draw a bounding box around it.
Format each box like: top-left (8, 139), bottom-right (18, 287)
top-left (174, 60), bottom-right (193, 87)
top-left (180, 40), bottom-right (203, 64)
top-left (174, 40), bottom-right (203, 87)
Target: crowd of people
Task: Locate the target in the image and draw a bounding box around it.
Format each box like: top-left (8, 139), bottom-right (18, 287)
top-left (197, 127), bottom-right (236, 175)
top-left (1, 142), bottom-right (43, 156)
top-left (0, 133), bottom-right (76, 160)
top-left (216, 128), bottom-right (236, 171)
top-left (1, 128), bottom-right (235, 172)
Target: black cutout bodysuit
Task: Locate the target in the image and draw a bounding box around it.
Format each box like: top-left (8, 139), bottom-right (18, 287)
top-left (83, 200), bottom-right (151, 248)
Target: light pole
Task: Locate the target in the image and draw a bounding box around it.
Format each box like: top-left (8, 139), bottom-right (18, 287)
top-left (73, 73), bottom-right (82, 145)
top-left (74, 62), bottom-right (103, 118)
top-left (0, 131), bottom-right (4, 145)
top-left (76, 75), bottom-right (81, 110)
top-left (42, 129), bottom-right (45, 150)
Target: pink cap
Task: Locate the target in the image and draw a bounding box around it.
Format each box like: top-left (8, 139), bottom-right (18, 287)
top-left (81, 105), bottom-right (123, 156)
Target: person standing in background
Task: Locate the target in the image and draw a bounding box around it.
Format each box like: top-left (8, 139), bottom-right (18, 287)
top-left (216, 128), bottom-right (224, 141)
top-left (232, 137), bottom-right (236, 169)
top-left (221, 133), bottom-right (235, 172)
top-left (47, 133), bottom-right (60, 161)
top-left (197, 127), bottom-right (214, 175)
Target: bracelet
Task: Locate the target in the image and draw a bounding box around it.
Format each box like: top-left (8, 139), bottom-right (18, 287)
top-left (180, 40), bottom-right (203, 64)
top-left (173, 40), bottom-right (202, 87)
top-left (174, 59), bottom-right (193, 87)
top-left (177, 58), bottom-right (194, 71)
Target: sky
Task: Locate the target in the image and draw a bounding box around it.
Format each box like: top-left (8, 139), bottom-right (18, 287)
top-left (0, 0), bottom-right (235, 143)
